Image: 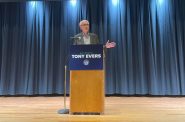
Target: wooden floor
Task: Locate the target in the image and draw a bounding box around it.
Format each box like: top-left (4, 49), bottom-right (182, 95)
top-left (0, 97), bottom-right (185, 122)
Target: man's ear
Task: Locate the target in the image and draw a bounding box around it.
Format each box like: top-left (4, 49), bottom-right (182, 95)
top-left (79, 25), bottom-right (82, 31)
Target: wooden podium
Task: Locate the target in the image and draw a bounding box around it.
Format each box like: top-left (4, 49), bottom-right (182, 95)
top-left (69, 45), bottom-right (104, 114)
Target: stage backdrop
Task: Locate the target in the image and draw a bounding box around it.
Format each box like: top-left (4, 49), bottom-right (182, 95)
top-left (1, 0), bottom-right (185, 95)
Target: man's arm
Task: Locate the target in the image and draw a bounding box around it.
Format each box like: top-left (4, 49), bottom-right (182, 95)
top-left (94, 34), bottom-right (99, 44)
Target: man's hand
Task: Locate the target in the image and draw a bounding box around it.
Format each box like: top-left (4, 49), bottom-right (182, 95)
top-left (105, 40), bottom-right (116, 48)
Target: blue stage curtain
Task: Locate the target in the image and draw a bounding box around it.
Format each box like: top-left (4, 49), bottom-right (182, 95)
top-left (0, 0), bottom-right (185, 95)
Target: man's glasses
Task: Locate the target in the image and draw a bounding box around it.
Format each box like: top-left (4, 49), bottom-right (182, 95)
top-left (81, 24), bottom-right (89, 26)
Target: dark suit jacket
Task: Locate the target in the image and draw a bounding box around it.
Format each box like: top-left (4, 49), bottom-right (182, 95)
top-left (73, 33), bottom-right (99, 45)
top-left (73, 32), bottom-right (107, 57)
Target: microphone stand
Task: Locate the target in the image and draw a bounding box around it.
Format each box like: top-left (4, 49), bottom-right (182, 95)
top-left (57, 37), bottom-right (81, 114)
top-left (58, 65), bottom-right (69, 114)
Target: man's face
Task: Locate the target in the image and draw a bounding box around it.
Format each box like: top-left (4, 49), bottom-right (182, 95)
top-left (80, 22), bottom-right (89, 34)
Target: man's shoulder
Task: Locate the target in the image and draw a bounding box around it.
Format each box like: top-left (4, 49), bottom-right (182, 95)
top-left (89, 33), bottom-right (97, 37)
top-left (74, 33), bottom-right (82, 37)
top-left (74, 33), bottom-right (97, 37)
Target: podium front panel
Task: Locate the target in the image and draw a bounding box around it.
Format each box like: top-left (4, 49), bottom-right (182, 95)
top-left (70, 70), bottom-right (104, 113)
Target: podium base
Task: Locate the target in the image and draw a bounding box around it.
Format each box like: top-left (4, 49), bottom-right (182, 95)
top-left (71, 112), bottom-right (101, 115)
top-left (57, 109), bottom-right (69, 114)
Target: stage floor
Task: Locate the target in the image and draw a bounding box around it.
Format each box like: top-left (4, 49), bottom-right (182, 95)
top-left (0, 97), bottom-right (185, 122)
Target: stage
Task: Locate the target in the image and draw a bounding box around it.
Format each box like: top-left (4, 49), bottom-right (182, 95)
top-left (0, 97), bottom-right (185, 122)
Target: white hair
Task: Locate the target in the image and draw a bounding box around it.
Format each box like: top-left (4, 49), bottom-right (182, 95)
top-left (79, 20), bottom-right (89, 26)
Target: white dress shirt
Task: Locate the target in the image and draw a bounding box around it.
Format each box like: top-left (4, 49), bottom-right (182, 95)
top-left (83, 34), bottom-right (90, 45)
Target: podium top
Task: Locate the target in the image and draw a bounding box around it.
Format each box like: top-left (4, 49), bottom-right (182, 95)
top-left (69, 45), bottom-right (103, 70)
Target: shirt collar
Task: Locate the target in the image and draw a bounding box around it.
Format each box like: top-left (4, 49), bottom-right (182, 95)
top-left (82, 32), bottom-right (89, 37)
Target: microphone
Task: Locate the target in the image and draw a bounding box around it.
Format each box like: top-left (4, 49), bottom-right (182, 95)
top-left (70, 37), bottom-right (81, 40)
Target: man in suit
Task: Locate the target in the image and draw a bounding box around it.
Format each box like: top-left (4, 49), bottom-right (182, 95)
top-left (73, 20), bottom-right (116, 48)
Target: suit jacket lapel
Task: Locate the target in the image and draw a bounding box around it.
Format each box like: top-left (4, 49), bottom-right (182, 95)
top-left (80, 33), bottom-right (84, 44)
top-left (89, 33), bottom-right (92, 44)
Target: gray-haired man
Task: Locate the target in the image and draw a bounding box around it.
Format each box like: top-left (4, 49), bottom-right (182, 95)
top-left (73, 20), bottom-right (116, 48)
